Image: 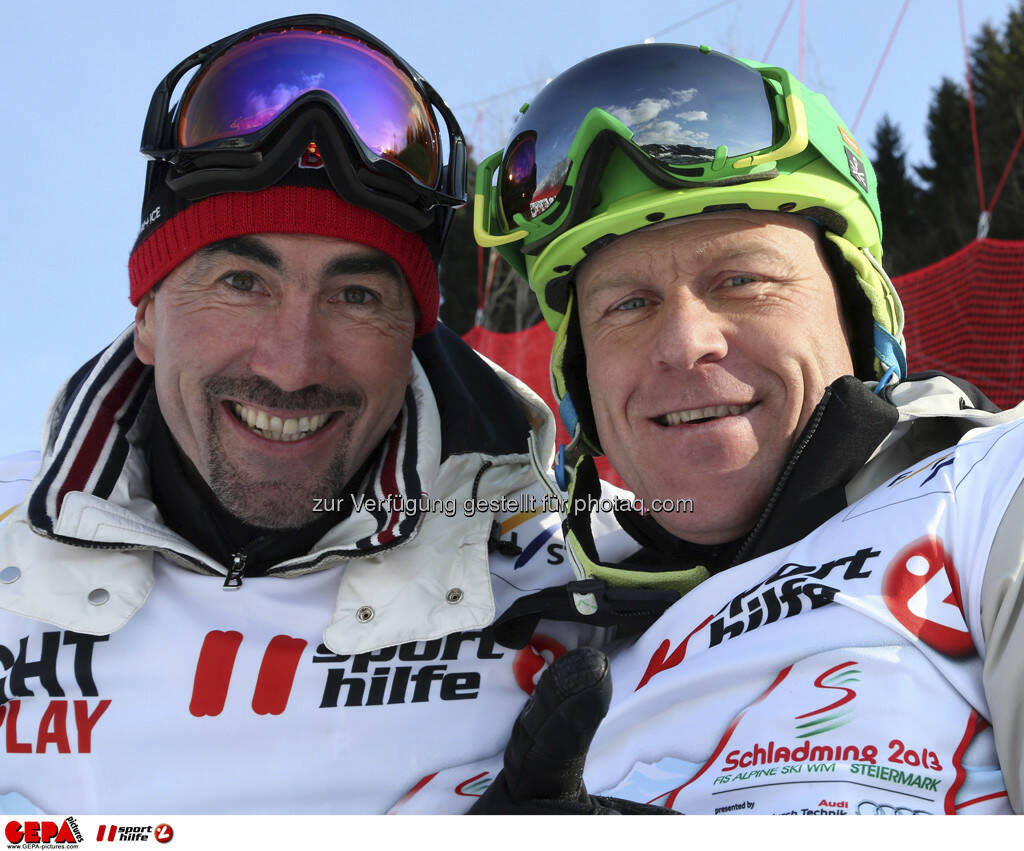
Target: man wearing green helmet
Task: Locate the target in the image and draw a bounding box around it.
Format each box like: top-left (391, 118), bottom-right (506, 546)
top-left (398, 43), bottom-right (1024, 815)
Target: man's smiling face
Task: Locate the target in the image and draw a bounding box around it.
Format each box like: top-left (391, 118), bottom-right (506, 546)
top-left (134, 232), bottom-right (417, 528)
top-left (575, 211), bottom-right (855, 544)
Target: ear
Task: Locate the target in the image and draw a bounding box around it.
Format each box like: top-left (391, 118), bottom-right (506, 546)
top-left (134, 292), bottom-right (156, 365)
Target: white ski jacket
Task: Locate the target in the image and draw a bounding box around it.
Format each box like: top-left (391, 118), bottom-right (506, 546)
top-left (391, 375), bottom-right (1024, 815)
top-left (0, 326), bottom-right (608, 814)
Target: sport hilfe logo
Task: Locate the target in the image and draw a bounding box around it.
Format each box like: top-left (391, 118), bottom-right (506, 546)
top-left (95, 824), bottom-right (173, 843)
top-left (882, 537), bottom-right (973, 657)
top-left (512, 635), bottom-right (566, 695)
top-left (189, 627), bottom-right (514, 715)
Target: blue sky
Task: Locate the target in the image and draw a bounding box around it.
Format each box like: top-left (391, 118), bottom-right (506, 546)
top-left (2, 0), bottom-right (1017, 454)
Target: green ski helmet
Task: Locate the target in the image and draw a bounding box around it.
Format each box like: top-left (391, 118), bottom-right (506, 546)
top-left (474, 43), bottom-right (906, 456)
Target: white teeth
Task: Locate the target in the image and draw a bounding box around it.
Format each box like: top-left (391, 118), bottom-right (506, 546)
top-left (231, 402), bottom-right (332, 442)
top-left (660, 403), bottom-right (754, 426)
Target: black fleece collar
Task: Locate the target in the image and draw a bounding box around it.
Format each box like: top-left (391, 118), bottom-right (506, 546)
top-left (148, 412), bottom-right (360, 576)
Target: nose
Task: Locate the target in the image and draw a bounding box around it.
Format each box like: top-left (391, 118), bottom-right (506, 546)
top-left (247, 297), bottom-right (332, 392)
top-left (650, 290), bottom-right (729, 370)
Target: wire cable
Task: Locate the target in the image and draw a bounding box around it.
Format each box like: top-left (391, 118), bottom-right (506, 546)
top-left (798, 0), bottom-right (806, 80)
top-left (958, 0), bottom-right (987, 213)
top-left (986, 123), bottom-right (1024, 216)
top-left (762, 0), bottom-right (796, 62)
top-left (453, 0), bottom-right (741, 111)
top-left (852, 0), bottom-right (911, 133)
top-left (647, 0), bottom-right (739, 38)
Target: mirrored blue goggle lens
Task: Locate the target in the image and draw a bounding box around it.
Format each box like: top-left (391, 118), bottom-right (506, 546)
top-left (500, 132), bottom-right (539, 223)
top-left (499, 43), bottom-right (778, 224)
top-left (178, 28), bottom-right (441, 186)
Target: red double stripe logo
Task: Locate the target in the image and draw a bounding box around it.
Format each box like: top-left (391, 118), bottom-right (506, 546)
top-left (189, 631), bottom-right (308, 717)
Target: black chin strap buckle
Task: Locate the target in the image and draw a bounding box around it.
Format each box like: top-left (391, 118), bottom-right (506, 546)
top-left (491, 577), bottom-right (680, 649)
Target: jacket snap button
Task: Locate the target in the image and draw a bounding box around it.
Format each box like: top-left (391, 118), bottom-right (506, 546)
top-left (446, 588), bottom-right (464, 604)
top-left (88, 588), bottom-right (110, 605)
top-left (356, 606), bottom-right (374, 623)
top-left (0, 566), bottom-right (20, 584)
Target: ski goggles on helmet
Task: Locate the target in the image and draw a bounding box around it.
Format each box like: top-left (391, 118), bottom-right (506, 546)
top-left (141, 15), bottom-right (466, 219)
top-left (474, 43), bottom-right (884, 260)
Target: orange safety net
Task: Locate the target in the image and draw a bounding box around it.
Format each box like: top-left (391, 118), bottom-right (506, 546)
top-left (894, 238), bottom-right (1024, 410)
top-left (463, 323), bottom-right (625, 487)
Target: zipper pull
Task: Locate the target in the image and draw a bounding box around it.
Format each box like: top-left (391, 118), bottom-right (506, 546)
top-left (223, 553), bottom-right (246, 590)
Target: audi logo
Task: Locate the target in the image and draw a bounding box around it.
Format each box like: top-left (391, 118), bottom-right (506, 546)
top-left (856, 800), bottom-right (928, 815)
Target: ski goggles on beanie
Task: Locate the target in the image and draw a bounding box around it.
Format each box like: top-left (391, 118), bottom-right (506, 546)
top-left (140, 14), bottom-right (465, 225)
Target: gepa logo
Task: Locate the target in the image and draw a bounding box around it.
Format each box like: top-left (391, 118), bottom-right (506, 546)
top-left (5, 819), bottom-right (82, 846)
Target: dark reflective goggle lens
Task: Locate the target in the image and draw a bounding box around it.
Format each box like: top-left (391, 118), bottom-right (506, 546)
top-left (178, 28), bottom-right (441, 186)
top-left (499, 44), bottom-right (777, 225)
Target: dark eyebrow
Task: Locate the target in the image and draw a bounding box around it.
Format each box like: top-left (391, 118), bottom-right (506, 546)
top-left (324, 253), bottom-right (404, 283)
top-left (191, 236), bottom-right (406, 295)
top-left (196, 236), bottom-right (282, 271)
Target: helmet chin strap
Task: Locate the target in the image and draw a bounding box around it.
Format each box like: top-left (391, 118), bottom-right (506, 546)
top-left (822, 231), bottom-right (907, 381)
top-left (527, 425), bottom-right (710, 604)
top-left (562, 454), bottom-right (713, 598)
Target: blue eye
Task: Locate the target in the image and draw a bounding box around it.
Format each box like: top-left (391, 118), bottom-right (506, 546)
top-left (614, 296), bottom-right (647, 311)
top-left (725, 274), bottom-right (759, 287)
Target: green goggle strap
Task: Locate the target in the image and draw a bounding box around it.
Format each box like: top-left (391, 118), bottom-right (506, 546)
top-left (563, 454), bottom-right (712, 598)
top-left (473, 149), bottom-right (528, 252)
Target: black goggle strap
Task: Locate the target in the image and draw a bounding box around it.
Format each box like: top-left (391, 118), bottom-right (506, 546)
top-left (141, 40), bottom-right (223, 155)
top-left (563, 454), bottom-right (712, 605)
top-left (489, 575), bottom-right (681, 649)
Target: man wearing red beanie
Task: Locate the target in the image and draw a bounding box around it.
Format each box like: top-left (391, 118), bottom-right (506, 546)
top-left (0, 15), bottom-right (607, 814)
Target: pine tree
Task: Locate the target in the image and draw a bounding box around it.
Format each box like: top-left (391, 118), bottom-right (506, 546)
top-left (438, 164), bottom-right (480, 335)
top-left (915, 79), bottom-right (978, 260)
top-left (871, 114), bottom-right (925, 275)
top-left (971, 7), bottom-right (1024, 239)
top-left (906, 0), bottom-right (1024, 266)
top-left (438, 160), bottom-right (539, 334)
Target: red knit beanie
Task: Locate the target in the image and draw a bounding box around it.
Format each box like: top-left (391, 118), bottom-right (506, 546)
top-left (128, 184), bottom-right (438, 335)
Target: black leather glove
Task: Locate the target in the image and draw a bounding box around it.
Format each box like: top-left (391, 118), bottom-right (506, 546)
top-left (468, 646), bottom-right (677, 814)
